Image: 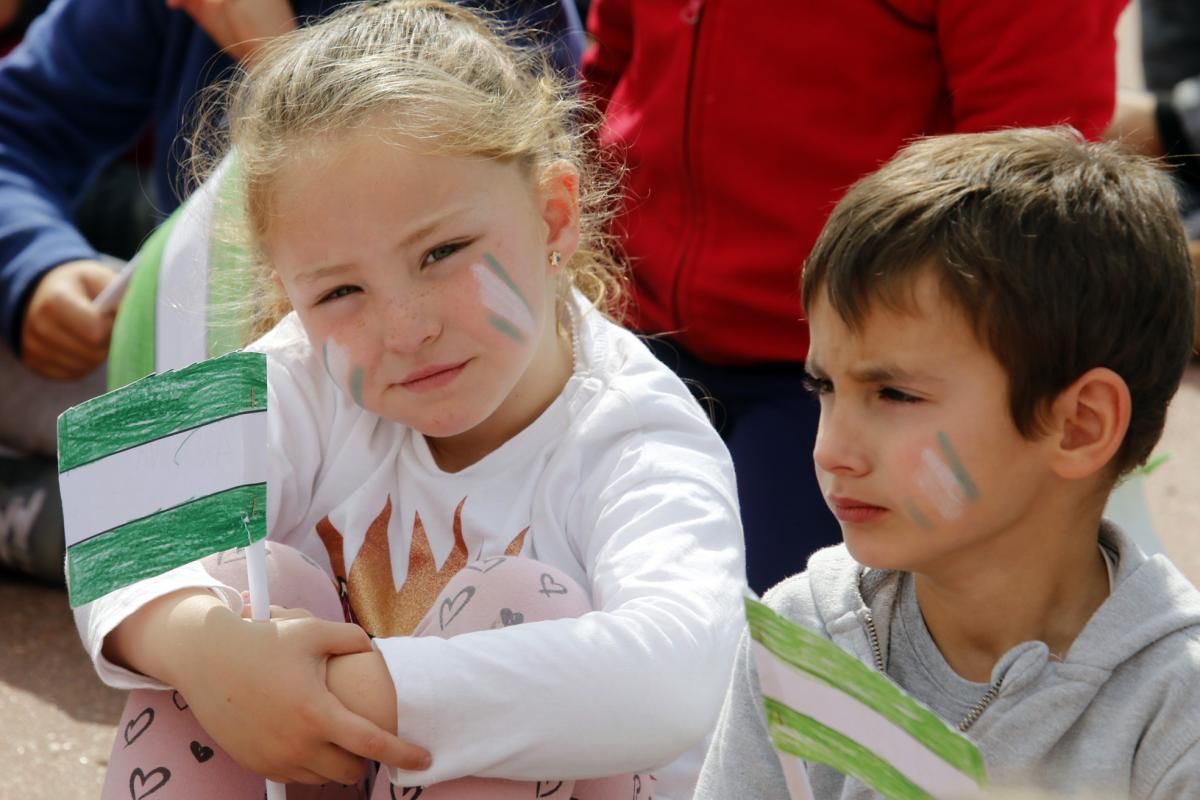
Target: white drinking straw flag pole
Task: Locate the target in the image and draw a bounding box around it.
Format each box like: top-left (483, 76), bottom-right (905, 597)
top-left (58, 350), bottom-right (287, 799)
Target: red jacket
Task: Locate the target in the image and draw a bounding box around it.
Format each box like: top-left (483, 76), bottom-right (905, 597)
top-left (583, 0), bottom-right (1127, 364)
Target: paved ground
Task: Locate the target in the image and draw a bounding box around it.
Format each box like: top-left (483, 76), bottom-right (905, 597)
top-left (2, 361), bottom-right (1199, 798)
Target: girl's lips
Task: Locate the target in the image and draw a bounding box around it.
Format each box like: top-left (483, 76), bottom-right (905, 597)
top-left (398, 361), bottom-right (468, 392)
top-left (828, 496), bottom-right (889, 524)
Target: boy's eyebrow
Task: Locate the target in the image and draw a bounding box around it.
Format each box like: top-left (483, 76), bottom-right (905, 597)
top-left (848, 363), bottom-right (938, 384)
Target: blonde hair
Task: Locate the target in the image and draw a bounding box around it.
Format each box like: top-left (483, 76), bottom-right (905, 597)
top-left (193, 0), bottom-right (623, 342)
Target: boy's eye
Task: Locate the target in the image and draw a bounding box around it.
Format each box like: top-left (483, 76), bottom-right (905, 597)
top-left (318, 285), bottom-right (360, 304)
top-left (802, 374), bottom-right (833, 396)
top-left (879, 386), bottom-right (921, 404)
top-left (423, 241), bottom-right (468, 266)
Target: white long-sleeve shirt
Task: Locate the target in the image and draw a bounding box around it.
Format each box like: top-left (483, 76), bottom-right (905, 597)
top-left (75, 299), bottom-right (746, 797)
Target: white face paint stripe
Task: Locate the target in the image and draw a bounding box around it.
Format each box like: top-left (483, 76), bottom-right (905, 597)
top-left (322, 338), bottom-right (354, 396)
top-left (472, 262), bottom-right (535, 338)
top-left (917, 447), bottom-right (965, 520)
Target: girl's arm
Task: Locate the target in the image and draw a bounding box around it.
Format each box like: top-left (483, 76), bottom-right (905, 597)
top-left (367, 408), bottom-right (746, 789)
top-left (102, 585), bottom-right (428, 784)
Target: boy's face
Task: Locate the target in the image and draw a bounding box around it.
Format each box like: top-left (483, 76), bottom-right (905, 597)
top-left (805, 270), bottom-right (1056, 574)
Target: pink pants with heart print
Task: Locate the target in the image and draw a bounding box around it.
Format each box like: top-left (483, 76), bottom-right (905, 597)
top-left (101, 542), bottom-right (653, 800)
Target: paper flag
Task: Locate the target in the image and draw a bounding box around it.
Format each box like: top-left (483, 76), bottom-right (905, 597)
top-left (58, 351), bottom-right (268, 608)
top-left (746, 597), bottom-right (987, 800)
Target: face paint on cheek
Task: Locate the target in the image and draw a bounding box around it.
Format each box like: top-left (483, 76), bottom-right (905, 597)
top-left (936, 430), bottom-right (981, 502)
top-left (904, 500), bottom-right (936, 531)
top-left (321, 338), bottom-right (365, 407)
top-left (916, 447), bottom-right (966, 520)
top-left (349, 366), bottom-right (365, 408)
top-left (912, 431), bottom-right (981, 522)
top-left (473, 253), bottom-right (535, 344)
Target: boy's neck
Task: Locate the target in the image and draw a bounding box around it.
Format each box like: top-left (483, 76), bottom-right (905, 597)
top-left (911, 505), bottom-right (1111, 684)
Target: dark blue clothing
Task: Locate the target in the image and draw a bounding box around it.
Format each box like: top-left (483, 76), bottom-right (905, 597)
top-left (643, 336), bottom-right (842, 596)
top-left (0, 0), bottom-right (582, 350)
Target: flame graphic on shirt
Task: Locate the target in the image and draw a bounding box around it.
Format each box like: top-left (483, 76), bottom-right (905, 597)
top-left (316, 496), bottom-right (527, 637)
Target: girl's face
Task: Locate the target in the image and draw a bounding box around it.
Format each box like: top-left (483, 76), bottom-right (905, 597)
top-left (264, 129), bottom-right (578, 467)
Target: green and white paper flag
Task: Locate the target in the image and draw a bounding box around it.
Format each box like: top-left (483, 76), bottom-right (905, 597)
top-left (58, 351), bottom-right (268, 608)
top-left (746, 598), bottom-right (987, 800)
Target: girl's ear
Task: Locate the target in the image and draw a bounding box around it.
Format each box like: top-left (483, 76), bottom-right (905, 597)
top-left (1045, 367), bottom-right (1131, 480)
top-left (539, 160), bottom-right (580, 271)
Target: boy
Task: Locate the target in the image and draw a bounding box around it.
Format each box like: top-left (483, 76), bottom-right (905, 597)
top-left (695, 128), bottom-right (1200, 799)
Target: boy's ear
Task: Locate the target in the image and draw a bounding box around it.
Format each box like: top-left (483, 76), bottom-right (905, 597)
top-left (1046, 367), bottom-right (1131, 480)
top-left (538, 160), bottom-right (580, 271)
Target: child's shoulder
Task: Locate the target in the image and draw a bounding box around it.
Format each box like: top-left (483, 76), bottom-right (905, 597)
top-left (245, 312), bottom-right (312, 364)
top-left (568, 306), bottom-right (733, 469)
top-left (760, 543), bottom-right (865, 634)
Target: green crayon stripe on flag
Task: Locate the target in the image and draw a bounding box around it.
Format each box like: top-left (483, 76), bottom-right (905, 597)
top-left (766, 699), bottom-right (931, 800)
top-left (58, 351), bottom-right (268, 608)
top-left (58, 351), bottom-right (266, 473)
top-left (745, 598), bottom-right (986, 782)
top-left (66, 484), bottom-right (265, 607)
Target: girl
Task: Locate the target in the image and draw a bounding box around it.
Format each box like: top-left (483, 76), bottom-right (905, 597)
top-left (74, 2), bottom-right (745, 798)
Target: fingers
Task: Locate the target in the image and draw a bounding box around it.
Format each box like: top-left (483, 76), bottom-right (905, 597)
top-left (20, 260), bottom-right (115, 379)
top-left (323, 700), bottom-right (432, 772)
top-left (289, 743), bottom-right (368, 787)
top-left (318, 619), bottom-right (375, 656)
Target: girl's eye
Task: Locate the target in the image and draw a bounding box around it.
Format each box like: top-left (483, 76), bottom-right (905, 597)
top-left (879, 386), bottom-right (922, 404)
top-left (318, 285), bottom-right (360, 304)
top-left (423, 241), bottom-right (468, 266)
top-left (802, 374), bottom-right (833, 396)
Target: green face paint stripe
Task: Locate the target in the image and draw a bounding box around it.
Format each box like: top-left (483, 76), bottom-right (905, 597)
top-left (936, 431), bottom-right (980, 502)
top-left (350, 367), bottom-right (365, 407)
top-left (487, 314), bottom-right (527, 344)
top-left (482, 252), bottom-right (534, 314)
top-left (58, 351), bottom-right (266, 473)
top-left (765, 699), bottom-right (934, 800)
top-left (66, 483), bottom-right (266, 608)
top-left (905, 500), bottom-right (935, 530)
top-left (746, 599), bottom-right (986, 780)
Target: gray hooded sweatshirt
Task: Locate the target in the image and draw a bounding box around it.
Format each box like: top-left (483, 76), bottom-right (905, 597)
top-left (695, 525), bottom-right (1200, 799)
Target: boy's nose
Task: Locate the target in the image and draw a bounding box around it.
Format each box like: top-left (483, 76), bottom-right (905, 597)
top-left (812, 407), bottom-right (869, 476)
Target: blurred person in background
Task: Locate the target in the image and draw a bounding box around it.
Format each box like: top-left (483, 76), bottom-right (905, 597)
top-left (583, 0), bottom-right (1128, 595)
top-left (0, 0), bottom-right (582, 583)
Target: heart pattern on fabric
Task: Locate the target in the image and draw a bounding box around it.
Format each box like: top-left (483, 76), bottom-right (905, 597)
top-left (536, 781), bottom-right (565, 797)
top-left (171, 691), bottom-right (188, 711)
top-left (499, 608), bottom-right (524, 626)
top-left (123, 708), bottom-right (154, 747)
top-left (465, 556), bottom-right (506, 574)
top-left (538, 573), bottom-right (568, 597)
top-left (438, 586), bottom-right (476, 630)
top-left (128, 766), bottom-right (170, 799)
top-left (190, 740), bottom-right (214, 763)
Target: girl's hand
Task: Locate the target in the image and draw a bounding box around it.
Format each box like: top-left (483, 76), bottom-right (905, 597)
top-left (170, 605), bottom-right (431, 784)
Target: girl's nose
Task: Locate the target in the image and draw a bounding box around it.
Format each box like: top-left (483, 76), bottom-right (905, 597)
top-left (381, 296), bottom-right (441, 354)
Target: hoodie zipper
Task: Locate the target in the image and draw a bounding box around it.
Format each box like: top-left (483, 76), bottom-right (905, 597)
top-left (860, 592), bottom-right (1003, 733)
